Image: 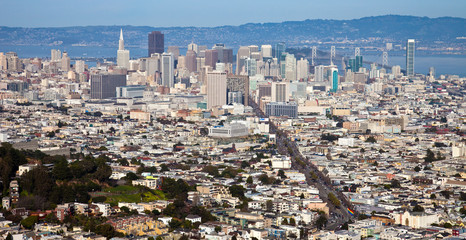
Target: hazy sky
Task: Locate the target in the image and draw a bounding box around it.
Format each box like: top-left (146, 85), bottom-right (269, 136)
top-left (2, 0), bottom-right (465, 27)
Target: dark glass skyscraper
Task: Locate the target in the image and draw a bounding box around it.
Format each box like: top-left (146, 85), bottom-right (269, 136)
top-left (148, 31), bottom-right (164, 57)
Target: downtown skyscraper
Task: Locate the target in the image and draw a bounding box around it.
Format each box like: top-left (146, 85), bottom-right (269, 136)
top-left (148, 31), bottom-right (164, 57)
top-left (406, 39), bottom-right (415, 76)
top-left (117, 29), bottom-right (130, 69)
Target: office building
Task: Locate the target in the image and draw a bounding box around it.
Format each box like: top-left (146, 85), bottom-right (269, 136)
top-left (228, 91), bottom-right (243, 105)
top-left (271, 82), bottom-right (289, 102)
top-left (227, 74), bottom-right (249, 106)
top-left (117, 29), bottom-right (130, 69)
top-left (348, 55), bottom-right (363, 73)
top-left (145, 53), bottom-right (161, 76)
top-left (148, 31), bottom-right (164, 56)
top-left (116, 85), bottom-right (146, 98)
top-left (329, 67), bottom-right (338, 92)
top-left (280, 53), bottom-right (287, 78)
top-left (261, 45), bottom-right (272, 59)
top-left (296, 58), bottom-right (309, 81)
top-left (51, 49), bottom-right (61, 62)
top-left (167, 46), bottom-right (180, 60)
top-left (186, 50), bottom-right (197, 73)
top-left (188, 42), bottom-right (198, 53)
top-left (161, 53), bottom-right (174, 88)
top-left (90, 74), bottom-right (126, 99)
top-left (207, 71), bottom-right (227, 109)
top-left (275, 42), bottom-right (286, 60)
top-left (392, 65), bottom-right (401, 76)
top-left (265, 102), bottom-right (298, 118)
top-left (285, 54), bottom-right (297, 81)
top-left (258, 84), bottom-right (272, 100)
top-left (245, 58), bottom-right (257, 76)
top-left (208, 123), bottom-right (249, 138)
top-left (61, 52), bottom-right (70, 72)
top-left (248, 45), bottom-right (259, 54)
top-left (236, 46), bottom-right (250, 75)
top-left (0, 52), bottom-right (6, 70)
top-left (205, 50), bottom-right (218, 68)
top-left (406, 39), bottom-right (415, 76)
top-left (75, 60), bottom-right (85, 73)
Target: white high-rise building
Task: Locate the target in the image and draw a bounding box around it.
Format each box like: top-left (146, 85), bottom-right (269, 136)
top-left (207, 71), bottom-right (227, 109)
top-left (392, 65), bottom-right (401, 76)
top-left (51, 49), bottom-right (61, 62)
top-left (75, 60), bottom-right (85, 73)
top-left (261, 45), bottom-right (272, 58)
top-left (117, 29), bottom-right (130, 69)
top-left (61, 52), bottom-right (70, 72)
top-left (161, 52), bottom-right (174, 88)
top-left (296, 58), bottom-right (309, 80)
top-left (314, 65), bottom-right (325, 82)
top-left (188, 42), bottom-right (198, 53)
top-left (285, 54), bottom-right (296, 81)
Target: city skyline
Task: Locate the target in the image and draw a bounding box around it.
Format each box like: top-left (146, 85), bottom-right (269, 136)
top-left (1, 0), bottom-right (465, 28)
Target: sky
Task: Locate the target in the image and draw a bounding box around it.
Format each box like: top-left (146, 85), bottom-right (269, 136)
top-left (1, 0), bottom-right (465, 28)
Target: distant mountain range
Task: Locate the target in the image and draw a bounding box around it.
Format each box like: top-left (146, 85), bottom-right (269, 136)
top-left (0, 15), bottom-right (465, 49)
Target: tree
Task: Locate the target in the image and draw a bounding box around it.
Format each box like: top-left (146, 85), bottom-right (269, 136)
top-left (246, 176), bottom-right (253, 184)
top-left (266, 200), bottom-right (274, 211)
top-left (277, 169), bottom-right (286, 179)
top-left (430, 194), bottom-right (436, 199)
top-left (229, 185), bottom-right (245, 200)
top-left (52, 157), bottom-right (72, 180)
top-left (202, 165), bottom-right (219, 177)
top-left (95, 224), bottom-right (122, 238)
top-left (328, 193), bottom-right (341, 207)
top-left (259, 174), bottom-right (274, 185)
top-left (289, 218), bottom-right (296, 226)
top-left (46, 131), bottom-right (56, 138)
top-left (365, 136), bottom-right (377, 143)
top-left (44, 213), bottom-right (59, 224)
top-left (444, 222), bottom-right (453, 228)
top-left (390, 179), bottom-right (401, 188)
top-left (241, 161), bottom-right (249, 169)
top-left (118, 158), bottom-right (129, 166)
top-left (440, 190), bottom-right (451, 199)
top-left (460, 192), bottom-right (466, 201)
top-left (414, 166), bottom-right (421, 172)
top-left (321, 134), bottom-right (339, 142)
top-left (424, 149), bottom-right (436, 163)
top-left (315, 215), bottom-right (327, 229)
top-left (21, 216), bottom-right (38, 229)
top-left (6, 233), bottom-right (12, 240)
top-left (413, 204), bottom-right (424, 212)
top-left (281, 218), bottom-right (288, 225)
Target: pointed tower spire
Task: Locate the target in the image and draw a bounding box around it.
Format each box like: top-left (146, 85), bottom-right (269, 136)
top-left (118, 29), bottom-right (124, 50)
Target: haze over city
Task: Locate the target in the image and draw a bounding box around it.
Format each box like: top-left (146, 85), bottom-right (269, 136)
top-left (1, 0), bottom-right (466, 27)
top-left (0, 1), bottom-right (465, 240)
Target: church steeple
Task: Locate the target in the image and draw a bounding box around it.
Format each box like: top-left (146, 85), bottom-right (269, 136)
top-left (119, 29), bottom-right (124, 50)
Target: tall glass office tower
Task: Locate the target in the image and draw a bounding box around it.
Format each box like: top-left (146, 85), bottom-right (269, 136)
top-left (406, 39), bottom-right (415, 76)
top-left (275, 42), bottom-right (286, 61)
